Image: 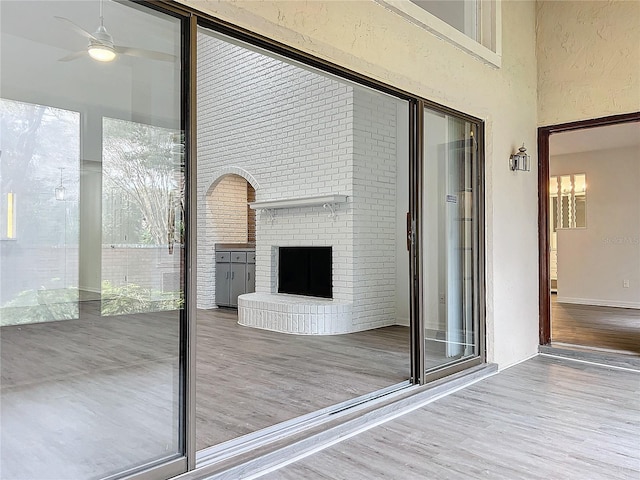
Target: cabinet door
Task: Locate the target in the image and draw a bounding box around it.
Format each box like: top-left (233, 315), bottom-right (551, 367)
top-left (246, 263), bottom-right (256, 293)
top-left (230, 263), bottom-right (246, 307)
top-left (215, 262), bottom-right (231, 306)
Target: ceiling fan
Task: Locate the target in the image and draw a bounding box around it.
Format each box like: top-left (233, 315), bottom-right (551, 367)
top-left (55, 0), bottom-right (175, 63)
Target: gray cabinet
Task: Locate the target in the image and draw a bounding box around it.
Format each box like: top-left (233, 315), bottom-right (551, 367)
top-left (246, 263), bottom-right (255, 294)
top-left (215, 262), bottom-right (231, 306)
top-left (230, 262), bottom-right (246, 306)
top-left (215, 246), bottom-right (255, 307)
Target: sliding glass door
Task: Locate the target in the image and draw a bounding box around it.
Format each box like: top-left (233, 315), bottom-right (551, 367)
top-left (422, 107), bottom-right (482, 374)
top-left (195, 25), bottom-right (412, 453)
top-left (0, 2), bottom-right (188, 479)
top-left (1, 1), bottom-right (486, 477)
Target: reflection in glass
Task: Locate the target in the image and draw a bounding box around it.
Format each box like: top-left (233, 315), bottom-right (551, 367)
top-left (102, 117), bottom-right (184, 316)
top-left (423, 109), bottom-right (477, 371)
top-left (0, 99), bottom-right (80, 325)
top-left (0, 1), bottom-right (185, 479)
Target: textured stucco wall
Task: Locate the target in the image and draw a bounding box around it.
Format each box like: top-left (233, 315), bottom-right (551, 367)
top-left (537, 0), bottom-right (640, 126)
top-left (183, 0), bottom-right (540, 368)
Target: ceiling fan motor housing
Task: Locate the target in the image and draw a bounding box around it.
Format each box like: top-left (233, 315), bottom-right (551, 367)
top-left (90, 25), bottom-right (114, 48)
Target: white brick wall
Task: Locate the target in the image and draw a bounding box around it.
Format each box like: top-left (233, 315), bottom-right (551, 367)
top-left (259, 205), bottom-right (354, 303)
top-left (197, 33), bottom-right (353, 309)
top-left (352, 88), bottom-right (399, 329)
top-left (197, 31), bottom-right (402, 331)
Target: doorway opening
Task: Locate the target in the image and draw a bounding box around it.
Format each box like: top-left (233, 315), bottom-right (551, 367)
top-left (539, 113), bottom-right (640, 356)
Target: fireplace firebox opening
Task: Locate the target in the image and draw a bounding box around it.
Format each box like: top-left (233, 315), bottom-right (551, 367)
top-left (278, 246), bottom-right (332, 299)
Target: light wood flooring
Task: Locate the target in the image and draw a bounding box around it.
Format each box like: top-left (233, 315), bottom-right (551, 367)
top-left (0, 303), bottom-right (410, 479)
top-left (551, 294), bottom-right (640, 354)
top-left (196, 308), bottom-right (410, 448)
top-left (260, 355), bottom-right (640, 480)
top-left (0, 304), bottom-right (182, 480)
top-left (3, 303), bottom-right (638, 480)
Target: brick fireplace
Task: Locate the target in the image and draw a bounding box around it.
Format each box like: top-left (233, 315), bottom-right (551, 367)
top-left (197, 32), bottom-right (405, 334)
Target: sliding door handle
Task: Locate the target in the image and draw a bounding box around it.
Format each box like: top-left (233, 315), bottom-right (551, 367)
top-left (406, 211), bottom-right (411, 251)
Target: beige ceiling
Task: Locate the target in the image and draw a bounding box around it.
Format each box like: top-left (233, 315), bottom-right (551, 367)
top-left (550, 121), bottom-right (640, 156)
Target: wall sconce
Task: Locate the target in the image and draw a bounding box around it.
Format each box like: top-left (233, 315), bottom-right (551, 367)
top-left (55, 167), bottom-right (66, 201)
top-left (509, 143), bottom-right (531, 172)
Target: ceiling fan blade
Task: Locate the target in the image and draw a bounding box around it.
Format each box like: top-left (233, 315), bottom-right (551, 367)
top-left (55, 16), bottom-right (97, 41)
top-left (115, 46), bottom-right (176, 63)
top-left (58, 51), bottom-right (87, 62)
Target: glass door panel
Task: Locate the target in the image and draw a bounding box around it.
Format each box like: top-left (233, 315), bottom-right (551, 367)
top-left (0, 1), bottom-right (187, 479)
top-left (196, 25), bottom-right (411, 452)
top-left (422, 108), bottom-right (479, 372)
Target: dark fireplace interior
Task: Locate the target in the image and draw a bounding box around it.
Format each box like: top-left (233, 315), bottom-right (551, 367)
top-left (278, 247), bottom-right (332, 299)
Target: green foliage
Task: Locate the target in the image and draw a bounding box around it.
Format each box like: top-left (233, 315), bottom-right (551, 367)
top-left (0, 99), bottom-right (81, 246)
top-left (102, 117), bottom-right (184, 247)
top-left (0, 288), bottom-right (79, 326)
top-left (0, 282), bottom-right (183, 327)
top-left (100, 281), bottom-right (184, 316)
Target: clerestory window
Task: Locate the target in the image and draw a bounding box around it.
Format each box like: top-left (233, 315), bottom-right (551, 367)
top-left (376, 0), bottom-right (501, 67)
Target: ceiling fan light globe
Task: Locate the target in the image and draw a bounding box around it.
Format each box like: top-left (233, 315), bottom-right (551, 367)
top-left (88, 44), bottom-right (116, 62)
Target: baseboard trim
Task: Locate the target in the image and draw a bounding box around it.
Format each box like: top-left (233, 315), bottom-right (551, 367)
top-left (395, 317), bottom-right (410, 327)
top-left (556, 296), bottom-right (640, 310)
top-left (539, 344), bottom-right (640, 372)
top-left (497, 352), bottom-right (540, 372)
